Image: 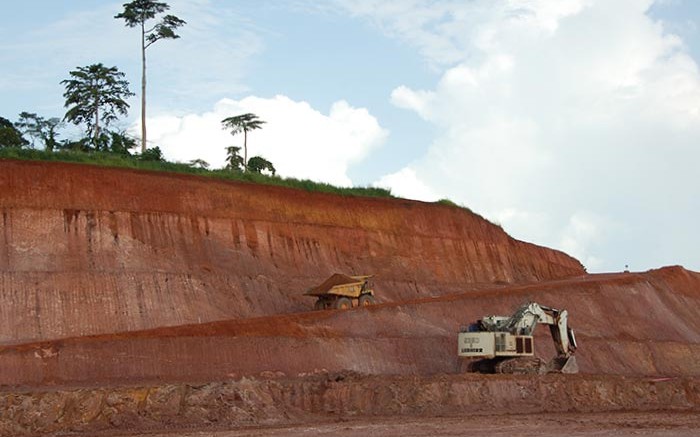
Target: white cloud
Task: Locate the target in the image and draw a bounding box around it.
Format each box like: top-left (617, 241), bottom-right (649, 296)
top-left (391, 85), bottom-right (435, 119)
top-left (354, 0), bottom-right (700, 271)
top-left (374, 167), bottom-right (439, 201)
top-left (145, 95), bottom-right (388, 187)
top-left (558, 211), bottom-right (612, 271)
top-left (331, 0), bottom-right (478, 66)
top-left (333, 0), bottom-right (593, 67)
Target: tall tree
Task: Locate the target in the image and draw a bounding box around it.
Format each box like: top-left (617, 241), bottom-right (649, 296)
top-left (115, 0), bottom-right (185, 153)
top-left (16, 112), bottom-right (64, 151)
top-left (61, 64), bottom-right (134, 148)
top-left (221, 113), bottom-right (266, 172)
top-left (0, 117), bottom-right (27, 148)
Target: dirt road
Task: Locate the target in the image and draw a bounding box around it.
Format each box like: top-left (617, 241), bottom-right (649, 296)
top-left (111, 412), bottom-right (700, 437)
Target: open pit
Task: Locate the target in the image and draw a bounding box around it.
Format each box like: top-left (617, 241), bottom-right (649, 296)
top-left (0, 160), bottom-right (698, 436)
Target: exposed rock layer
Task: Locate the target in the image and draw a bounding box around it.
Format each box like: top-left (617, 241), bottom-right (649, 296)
top-left (2, 373), bottom-right (699, 437)
top-left (0, 160), bottom-right (583, 345)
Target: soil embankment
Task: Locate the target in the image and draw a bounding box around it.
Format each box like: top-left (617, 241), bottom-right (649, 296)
top-left (1, 160), bottom-right (699, 436)
top-left (0, 266), bottom-right (699, 388)
top-left (0, 160), bottom-right (582, 345)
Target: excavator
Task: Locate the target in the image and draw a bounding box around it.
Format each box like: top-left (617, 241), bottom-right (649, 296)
top-left (458, 302), bottom-right (578, 374)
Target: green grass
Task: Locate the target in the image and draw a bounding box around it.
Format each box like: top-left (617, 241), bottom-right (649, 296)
top-left (0, 147), bottom-right (502, 229)
top-left (436, 198), bottom-right (461, 208)
top-left (435, 198), bottom-right (476, 213)
top-left (434, 198), bottom-right (503, 229)
top-left (0, 147), bottom-right (394, 199)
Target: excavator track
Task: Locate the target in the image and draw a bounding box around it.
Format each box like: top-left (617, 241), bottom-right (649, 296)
top-left (459, 301), bottom-right (579, 375)
top-left (494, 357), bottom-right (547, 375)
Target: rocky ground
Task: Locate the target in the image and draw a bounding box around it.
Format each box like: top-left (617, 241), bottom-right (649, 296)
top-left (2, 373), bottom-right (698, 436)
top-left (111, 413), bottom-right (700, 437)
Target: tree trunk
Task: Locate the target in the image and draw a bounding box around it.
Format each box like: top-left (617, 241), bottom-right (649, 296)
top-left (141, 22), bottom-right (147, 153)
top-left (243, 129), bottom-right (248, 172)
top-left (94, 104), bottom-right (100, 149)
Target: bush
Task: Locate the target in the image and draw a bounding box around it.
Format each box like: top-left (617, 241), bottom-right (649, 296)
top-left (247, 156), bottom-right (275, 175)
top-left (0, 116), bottom-right (28, 148)
top-left (436, 198), bottom-right (460, 208)
top-left (139, 146), bottom-right (165, 162)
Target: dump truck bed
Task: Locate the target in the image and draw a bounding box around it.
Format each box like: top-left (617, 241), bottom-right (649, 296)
top-left (304, 273), bottom-right (372, 298)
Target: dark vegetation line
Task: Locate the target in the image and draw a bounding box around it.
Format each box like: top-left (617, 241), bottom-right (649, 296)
top-left (0, 147), bottom-right (397, 199)
top-left (0, 148), bottom-right (479, 217)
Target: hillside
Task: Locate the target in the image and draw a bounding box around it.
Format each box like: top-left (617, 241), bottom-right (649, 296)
top-left (1, 159), bottom-right (699, 437)
top-left (0, 159), bottom-right (583, 345)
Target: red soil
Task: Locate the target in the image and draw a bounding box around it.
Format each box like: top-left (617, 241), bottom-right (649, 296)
top-left (0, 160), bottom-right (698, 436)
top-left (0, 159), bottom-right (582, 346)
top-left (0, 266), bottom-right (698, 388)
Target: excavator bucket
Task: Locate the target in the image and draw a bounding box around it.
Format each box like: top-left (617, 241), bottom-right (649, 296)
top-left (549, 356), bottom-right (579, 374)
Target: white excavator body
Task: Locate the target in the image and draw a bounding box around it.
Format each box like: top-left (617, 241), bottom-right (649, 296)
top-left (459, 331), bottom-right (534, 359)
top-left (458, 302), bottom-right (578, 374)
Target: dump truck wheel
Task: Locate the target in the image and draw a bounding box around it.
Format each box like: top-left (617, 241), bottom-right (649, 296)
top-left (359, 295), bottom-right (375, 306)
top-left (314, 300), bottom-right (325, 310)
top-left (335, 297), bottom-right (352, 310)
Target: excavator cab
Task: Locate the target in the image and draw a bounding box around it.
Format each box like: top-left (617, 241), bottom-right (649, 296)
top-left (458, 301), bottom-right (579, 374)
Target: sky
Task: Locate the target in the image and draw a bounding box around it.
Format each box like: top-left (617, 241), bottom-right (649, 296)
top-left (1, 0), bottom-right (699, 273)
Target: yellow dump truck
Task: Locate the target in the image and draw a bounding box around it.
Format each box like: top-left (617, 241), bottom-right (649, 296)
top-left (305, 273), bottom-right (376, 310)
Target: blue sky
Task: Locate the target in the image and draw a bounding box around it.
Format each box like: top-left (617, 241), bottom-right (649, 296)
top-left (1, 0), bottom-right (699, 274)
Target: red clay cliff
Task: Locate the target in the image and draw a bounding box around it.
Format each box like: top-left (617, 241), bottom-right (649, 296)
top-left (0, 159), bottom-right (583, 345)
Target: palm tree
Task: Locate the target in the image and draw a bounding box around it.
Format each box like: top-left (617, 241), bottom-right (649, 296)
top-left (221, 113), bottom-right (266, 172)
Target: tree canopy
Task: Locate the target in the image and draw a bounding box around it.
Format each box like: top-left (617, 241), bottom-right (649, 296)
top-left (115, 1), bottom-right (185, 44)
top-left (0, 117), bottom-right (27, 148)
top-left (188, 158), bottom-right (210, 169)
top-left (221, 113), bottom-right (266, 172)
top-left (247, 156), bottom-right (276, 175)
top-left (61, 63), bottom-right (134, 148)
top-left (16, 112), bottom-right (64, 151)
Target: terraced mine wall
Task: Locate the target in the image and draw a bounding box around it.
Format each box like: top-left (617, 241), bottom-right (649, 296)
top-left (0, 160), bottom-right (583, 345)
top-left (1, 160), bottom-right (699, 437)
top-left (3, 374), bottom-right (699, 437)
top-left (1, 267), bottom-right (698, 388)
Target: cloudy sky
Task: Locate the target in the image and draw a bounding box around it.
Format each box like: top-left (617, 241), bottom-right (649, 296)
top-left (1, 0), bottom-right (699, 273)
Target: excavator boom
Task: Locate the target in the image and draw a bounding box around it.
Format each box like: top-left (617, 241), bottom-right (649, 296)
top-left (458, 301), bottom-right (578, 374)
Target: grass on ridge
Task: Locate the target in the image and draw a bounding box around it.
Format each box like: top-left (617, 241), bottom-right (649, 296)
top-left (0, 148), bottom-right (480, 213)
top-left (0, 147), bottom-right (394, 198)
top-left (1, 148), bottom-right (503, 229)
